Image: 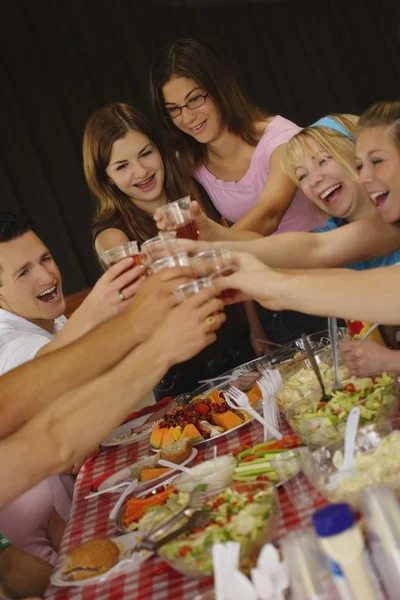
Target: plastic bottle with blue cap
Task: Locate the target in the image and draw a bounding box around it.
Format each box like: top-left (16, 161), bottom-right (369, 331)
top-left (312, 503), bottom-right (383, 600)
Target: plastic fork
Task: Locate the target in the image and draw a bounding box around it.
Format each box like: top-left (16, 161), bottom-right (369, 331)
top-left (109, 478), bottom-right (138, 520)
top-left (225, 386), bottom-right (282, 440)
top-left (328, 407), bottom-right (360, 490)
top-left (158, 459), bottom-right (193, 475)
top-left (84, 481), bottom-right (130, 500)
top-left (258, 370), bottom-right (282, 442)
top-left (258, 369), bottom-right (282, 397)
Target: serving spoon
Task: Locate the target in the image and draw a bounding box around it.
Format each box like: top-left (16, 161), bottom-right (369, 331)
top-left (301, 334), bottom-right (331, 403)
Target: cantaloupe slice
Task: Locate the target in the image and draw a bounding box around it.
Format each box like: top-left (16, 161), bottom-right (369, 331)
top-left (181, 423), bottom-right (204, 443)
top-left (211, 410), bottom-right (243, 430)
top-left (173, 425), bottom-right (182, 442)
top-left (161, 427), bottom-right (176, 448)
top-left (140, 467), bottom-right (172, 482)
top-left (149, 424), bottom-right (164, 449)
top-left (206, 389), bottom-right (225, 404)
top-left (247, 383), bottom-right (262, 403)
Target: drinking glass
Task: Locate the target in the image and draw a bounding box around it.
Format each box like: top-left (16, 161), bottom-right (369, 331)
top-left (156, 196), bottom-right (199, 240)
top-left (271, 448), bottom-right (318, 511)
top-left (101, 241), bottom-right (142, 268)
top-left (140, 233), bottom-right (178, 265)
top-left (173, 277), bottom-right (213, 301)
top-left (192, 248), bottom-right (238, 301)
top-left (149, 253), bottom-right (190, 274)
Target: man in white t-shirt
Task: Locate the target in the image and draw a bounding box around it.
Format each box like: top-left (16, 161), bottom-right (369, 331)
top-left (0, 211), bottom-right (145, 375)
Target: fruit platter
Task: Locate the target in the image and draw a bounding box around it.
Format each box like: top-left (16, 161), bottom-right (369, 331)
top-left (150, 384), bottom-right (262, 450)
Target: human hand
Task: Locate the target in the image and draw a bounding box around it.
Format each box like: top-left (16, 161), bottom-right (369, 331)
top-left (155, 286), bottom-right (226, 367)
top-left (154, 199), bottom-right (215, 241)
top-left (76, 258), bottom-right (146, 329)
top-left (339, 339), bottom-right (396, 377)
top-left (124, 265), bottom-right (199, 341)
top-left (212, 251), bottom-right (284, 310)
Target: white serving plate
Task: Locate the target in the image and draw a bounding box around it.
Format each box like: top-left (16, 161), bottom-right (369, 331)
top-left (99, 447), bottom-right (198, 493)
top-left (50, 531), bottom-right (152, 587)
top-left (101, 415), bottom-right (156, 448)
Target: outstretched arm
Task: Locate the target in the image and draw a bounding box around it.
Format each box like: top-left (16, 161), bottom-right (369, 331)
top-left (214, 251), bottom-right (400, 325)
top-left (0, 285), bottom-right (225, 508)
top-left (0, 266), bottom-right (195, 437)
top-left (172, 216), bottom-right (400, 269)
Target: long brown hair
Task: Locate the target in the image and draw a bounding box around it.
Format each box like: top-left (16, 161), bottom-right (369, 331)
top-left (150, 38), bottom-right (270, 172)
top-left (358, 101), bottom-right (400, 150)
top-left (83, 102), bottom-right (200, 245)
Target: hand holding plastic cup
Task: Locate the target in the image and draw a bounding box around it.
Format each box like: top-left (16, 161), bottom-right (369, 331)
top-left (192, 248), bottom-right (238, 301)
top-left (173, 277), bottom-right (213, 302)
top-left (101, 241), bottom-right (142, 268)
top-left (149, 252), bottom-right (190, 274)
top-left (155, 196), bottom-right (199, 240)
top-left (140, 232), bottom-right (178, 265)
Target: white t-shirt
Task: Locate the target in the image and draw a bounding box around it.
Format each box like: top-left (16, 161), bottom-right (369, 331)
top-left (0, 309), bottom-right (67, 375)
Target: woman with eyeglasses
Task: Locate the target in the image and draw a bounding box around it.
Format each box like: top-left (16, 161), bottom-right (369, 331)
top-left (150, 37), bottom-right (325, 237)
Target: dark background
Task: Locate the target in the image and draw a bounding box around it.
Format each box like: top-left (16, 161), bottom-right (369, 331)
top-left (1, 0), bottom-right (400, 294)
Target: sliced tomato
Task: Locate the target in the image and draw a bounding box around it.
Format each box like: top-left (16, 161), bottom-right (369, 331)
top-left (344, 383), bottom-right (356, 393)
top-left (178, 545), bottom-right (192, 557)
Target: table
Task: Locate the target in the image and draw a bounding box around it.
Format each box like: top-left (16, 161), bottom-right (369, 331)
top-left (44, 421), bottom-right (326, 600)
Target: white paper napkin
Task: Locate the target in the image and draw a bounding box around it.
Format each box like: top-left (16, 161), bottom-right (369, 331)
top-left (213, 542), bottom-right (288, 600)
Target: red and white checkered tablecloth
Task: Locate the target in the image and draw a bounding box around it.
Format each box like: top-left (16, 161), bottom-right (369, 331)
top-left (44, 421), bottom-right (326, 600)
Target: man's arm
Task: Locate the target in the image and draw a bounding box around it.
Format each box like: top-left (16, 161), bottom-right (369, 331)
top-left (0, 266), bottom-right (194, 438)
top-left (0, 545), bottom-right (52, 599)
top-left (0, 286), bottom-right (225, 508)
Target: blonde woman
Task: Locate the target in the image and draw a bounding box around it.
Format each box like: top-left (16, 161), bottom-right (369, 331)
top-left (282, 114), bottom-right (400, 269)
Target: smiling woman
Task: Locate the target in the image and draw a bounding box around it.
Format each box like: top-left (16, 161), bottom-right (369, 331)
top-left (83, 103), bottom-right (219, 251)
top-left (150, 37), bottom-right (325, 237)
top-left (356, 101), bottom-right (400, 224)
top-left (282, 113), bottom-right (400, 270)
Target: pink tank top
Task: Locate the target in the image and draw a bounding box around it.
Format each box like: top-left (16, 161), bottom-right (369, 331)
top-left (0, 475), bottom-right (71, 565)
top-left (195, 115), bottom-right (325, 233)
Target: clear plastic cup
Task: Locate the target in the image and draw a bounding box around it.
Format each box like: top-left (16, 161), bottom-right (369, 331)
top-left (101, 241), bottom-right (142, 268)
top-left (173, 277), bottom-right (213, 301)
top-left (156, 196), bottom-right (199, 240)
top-left (271, 447), bottom-right (318, 510)
top-left (149, 253), bottom-right (190, 273)
top-left (281, 528), bottom-right (341, 599)
top-left (192, 248), bottom-right (238, 301)
top-left (140, 233), bottom-right (178, 265)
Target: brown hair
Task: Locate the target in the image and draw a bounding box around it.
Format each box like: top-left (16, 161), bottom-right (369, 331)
top-left (357, 101), bottom-right (400, 150)
top-left (83, 103), bottom-right (200, 245)
top-left (150, 38), bottom-right (270, 171)
top-left (283, 114), bottom-right (359, 184)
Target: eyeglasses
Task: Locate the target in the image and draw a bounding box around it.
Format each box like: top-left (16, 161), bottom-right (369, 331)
top-left (165, 94), bottom-right (209, 119)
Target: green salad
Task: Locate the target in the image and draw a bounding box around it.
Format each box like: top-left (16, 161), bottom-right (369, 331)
top-left (276, 362), bottom-right (350, 411)
top-left (289, 373), bottom-right (397, 448)
top-left (149, 485), bottom-right (275, 576)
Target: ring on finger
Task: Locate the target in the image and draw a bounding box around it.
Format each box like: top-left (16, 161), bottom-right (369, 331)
top-left (205, 315), bottom-right (217, 329)
top-left (119, 290), bottom-right (125, 302)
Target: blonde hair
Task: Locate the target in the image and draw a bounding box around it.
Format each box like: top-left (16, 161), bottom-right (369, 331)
top-left (358, 101), bottom-right (400, 150)
top-left (282, 114), bottom-right (359, 185)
